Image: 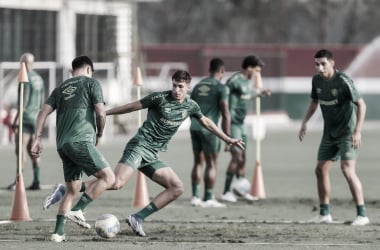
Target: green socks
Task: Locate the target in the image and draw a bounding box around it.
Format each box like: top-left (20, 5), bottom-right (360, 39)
top-left (223, 172), bottom-right (234, 194)
top-left (32, 164), bottom-right (40, 184)
top-left (357, 205), bottom-right (367, 217)
top-left (54, 215), bottom-right (66, 235)
top-left (320, 204), bottom-right (330, 216)
top-left (71, 192), bottom-right (93, 211)
top-left (192, 183), bottom-right (200, 198)
top-left (136, 202), bottom-right (158, 220)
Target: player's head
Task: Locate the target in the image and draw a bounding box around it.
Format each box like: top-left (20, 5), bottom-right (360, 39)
top-left (171, 70), bottom-right (191, 102)
top-left (72, 55), bottom-right (94, 76)
top-left (209, 58), bottom-right (225, 80)
top-left (20, 52), bottom-right (35, 71)
top-left (242, 55), bottom-right (264, 79)
top-left (314, 49), bottom-right (335, 79)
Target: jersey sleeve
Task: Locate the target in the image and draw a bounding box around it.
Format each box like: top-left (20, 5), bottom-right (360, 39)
top-left (45, 88), bottom-right (57, 110)
top-left (340, 74), bottom-right (361, 102)
top-left (90, 79), bottom-right (105, 104)
top-left (310, 76), bottom-right (318, 99)
top-left (189, 99), bottom-right (203, 119)
top-left (140, 91), bottom-right (165, 108)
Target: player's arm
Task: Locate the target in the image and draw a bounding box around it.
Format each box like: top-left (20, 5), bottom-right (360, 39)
top-left (31, 104), bottom-right (54, 158)
top-left (351, 98), bottom-right (366, 149)
top-left (219, 100), bottom-right (230, 137)
top-left (94, 102), bottom-right (106, 144)
top-left (197, 115), bottom-right (244, 150)
top-left (299, 98), bottom-right (319, 141)
top-left (106, 100), bottom-right (142, 116)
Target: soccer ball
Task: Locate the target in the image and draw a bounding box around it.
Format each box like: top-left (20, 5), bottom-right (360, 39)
top-left (95, 213), bottom-right (120, 238)
top-left (232, 178), bottom-right (251, 195)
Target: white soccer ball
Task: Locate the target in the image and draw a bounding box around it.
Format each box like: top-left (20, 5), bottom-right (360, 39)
top-left (233, 178), bottom-right (251, 194)
top-left (95, 213), bottom-right (120, 238)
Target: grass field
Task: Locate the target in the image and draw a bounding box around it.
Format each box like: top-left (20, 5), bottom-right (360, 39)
top-left (1, 124), bottom-right (380, 249)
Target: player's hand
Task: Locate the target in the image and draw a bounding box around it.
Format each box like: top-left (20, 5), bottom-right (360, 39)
top-left (299, 124), bottom-right (307, 141)
top-left (229, 138), bottom-right (245, 150)
top-left (31, 138), bottom-right (42, 158)
top-left (351, 130), bottom-right (362, 149)
top-left (261, 88), bottom-right (271, 97)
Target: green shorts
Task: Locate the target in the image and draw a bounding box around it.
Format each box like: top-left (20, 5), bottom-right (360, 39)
top-left (230, 123), bottom-right (247, 152)
top-left (118, 138), bottom-right (167, 179)
top-left (190, 130), bottom-right (221, 154)
top-left (318, 134), bottom-right (357, 161)
top-left (22, 123), bottom-right (35, 134)
top-left (58, 141), bottom-right (110, 182)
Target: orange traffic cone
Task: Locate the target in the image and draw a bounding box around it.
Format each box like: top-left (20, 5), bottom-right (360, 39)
top-left (133, 67), bottom-right (143, 86)
top-left (250, 161), bottom-right (266, 199)
top-left (132, 172), bottom-right (150, 208)
top-left (18, 62), bottom-right (29, 83)
top-left (10, 174), bottom-right (32, 221)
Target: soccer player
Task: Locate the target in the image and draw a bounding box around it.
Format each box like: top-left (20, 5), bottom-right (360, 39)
top-left (42, 70), bottom-right (244, 237)
top-left (7, 53), bottom-right (44, 190)
top-left (299, 49), bottom-right (369, 226)
top-left (220, 55), bottom-right (270, 203)
top-left (31, 56), bottom-right (115, 242)
top-left (189, 58), bottom-right (230, 208)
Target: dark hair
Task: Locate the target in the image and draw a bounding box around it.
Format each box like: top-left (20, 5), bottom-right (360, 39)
top-left (242, 55), bottom-right (264, 69)
top-left (209, 58), bottom-right (224, 74)
top-left (172, 70), bottom-right (191, 83)
top-left (72, 55), bottom-right (94, 72)
top-left (314, 49), bottom-right (333, 59)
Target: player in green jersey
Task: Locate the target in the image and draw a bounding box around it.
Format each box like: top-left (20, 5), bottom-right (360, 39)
top-left (189, 58), bottom-right (230, 208)
top-left (299, 49), bottom-right (369, 226)
top-left (42, 70), bottom-right (244, 237)
top-left (7, 53), bottom-right (45, 190)
top-left (31, 56), bottom-right (115, 242)
top-left (220, 55), bottom-right (270, 203)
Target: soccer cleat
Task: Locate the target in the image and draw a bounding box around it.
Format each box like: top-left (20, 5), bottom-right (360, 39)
top-left (66, 210), bottom-right (91, 229)
top-left (220, 191), bottom-right (237, 203)
top-left (51, 233), bottom-right (66, 242)
top-left (307, 214), bottom-right (333, 224)
top-left (27, 182), bottom-right (41, 190)
top-left (190, 197), bottom-right (203, 207)
top-left (127, 214), bottom-right (146, 237)
top-left (43, 184), bottom-right (65, 210)
top-left (351, 216), bottom-right (370, 226)
top-left (202, 199), bottom-right (227, 208)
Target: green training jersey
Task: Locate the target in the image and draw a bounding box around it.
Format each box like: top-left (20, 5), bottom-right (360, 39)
top-left (189, 77), bottom-right (229, 132)
top-left (226, 72), bottom-right (252, 125)
top-left (135, 90), bottom-right (203, 152)
top-left (311, 70), bottom-right (361, 138)
top-left (19, 70), bottom-right (44, 126)
top-left (45, 76), bottom-right (104, 149)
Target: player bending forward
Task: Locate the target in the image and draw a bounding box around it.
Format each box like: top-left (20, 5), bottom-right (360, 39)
top-left (42, 70), bottom-right (244, 237)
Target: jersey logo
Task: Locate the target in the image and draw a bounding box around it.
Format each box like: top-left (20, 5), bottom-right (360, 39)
top-left (198, 85), bottom-right (210, 96)
top-left (182, 110), bottom-right (188, 118)
top-left (62, 85), bottom-right (77, 100)
top-left (316, 88), bottom-right (322, 94)
top-left (164, 107), bottom-right (171, 113)
top-left (331, 89), bottom-right (338, 97)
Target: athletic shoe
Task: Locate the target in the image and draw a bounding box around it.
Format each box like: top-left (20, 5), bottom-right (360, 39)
top-left (307, 214), bottom-right (333, 224)
top-left (220, 191), bottom-right (237, 203)
top-left (202, 199), bottom-right (227, 208)
top-left (66, 210), bottom-right (91, 229)
top-left (127, 214), bottom-right (146, 237)
top-left (241, 193), bottom-right (259, 202)
top-left (42, 184), bottom-right (65, 210)
top-left (27, 182), bottom-right (41, 190)
top-left (351, 216), bottom-right (370, 226)
top-left (190, 197), bottom-right (203, 207)
top-left (51, 233), bottom-right (66, 242)
top-left (6, 182), bottom-right (16, 191)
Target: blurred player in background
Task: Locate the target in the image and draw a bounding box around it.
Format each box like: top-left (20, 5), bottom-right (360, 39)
top-left (220, 55), bottom-right (270, 203)
top-left (7, 52), bottom-right (44, 190)
top-left (43, 70), bottom-right (244, 237)
top-left (189, 58), bottom-right (230, 208)
top-left (31, 56), bottom-right (115, 242)
top-left (299, 49), bottom-right (369, 226)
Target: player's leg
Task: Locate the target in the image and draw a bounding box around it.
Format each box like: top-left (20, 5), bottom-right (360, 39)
top-left (190, 130), bottom-right (204, 206)
top-left (127, 164), bottom-right (184, 237)
top-left (51, 179), bottom-right (82, 242)
top-left (26, 130), bottom-right (41, 190)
